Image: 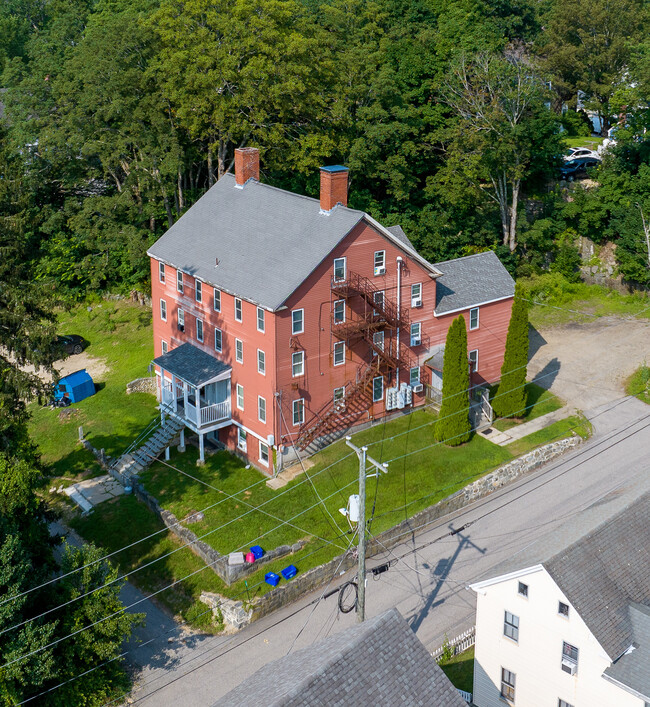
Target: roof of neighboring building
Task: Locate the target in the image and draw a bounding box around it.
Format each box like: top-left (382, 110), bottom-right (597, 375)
top-left (603, 603), bottom-right (650, 701)
top-left (472, 490), bottom-right (650, 663)
top-left (425, 343), bottom-right (445, 371)
top-left (386, 224), bottom-right (417, 253)
top-left (213, 608), bottom-right (466, 707)
top-left (433, 251), bottom-right (515, 315)
top-left (147, 174), bottom-right (439, 311)
top-left (153, 342), bottom-right (231, 387)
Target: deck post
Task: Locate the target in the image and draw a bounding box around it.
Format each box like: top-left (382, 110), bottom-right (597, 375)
top-left (171, 373), bottom-right (178, 413)
top-left (164, 446), bottom-right (170, 461)
top-left (197, 433), bottom-right (205, 466)
top-left (178, 428), bottom-right (185, 453)
top-left (183, 381), bottom-right (189, 420)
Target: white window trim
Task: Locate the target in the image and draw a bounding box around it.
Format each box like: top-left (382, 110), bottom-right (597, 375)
top-left (257, 349), bottom-right (266, 375)
top-left (469, 348), bottom-right (478, 373)
top-left (372, 376), bottom-right (383, 402)
top-left (258, 440), bottom-right (270, 466)
top-left (410, 322), bottom-right (421, 347)
top-left (409, 366), bottom-right (420, 386)
top-left (159, 261), bottom-right (165, 283)
top-left (196, 318), bottom-right (204, 343)
top-left (235, 338), bottom-right (243, 364)
top-left (161, 340), bottom-right (168, 355)
top-left (257, 307), bottom-right (265, 333)
top-left (374, 250), bottom-right (386, 276)
top-left (333, 257), bottom-right (346, 282)
top-left (291, 308), bottom-right (304, 335)
top-left (177, 269), bottom-right (184, 293)
top-left (411, 283), bottom-right (422, 307)
top-left (292, 350), bottom-right (305, 377)
top-left (258, 395), bottom-right (267, 423)
top-left (214, 327), bottom-right (222, 352)
top-left (333, 341), bottom-right (345, 366)
top-left (469, 306), bottom-right (479, 330)
top-left (234, 297), bottom-right (243, 322)
top-left (195, 279), bottom-right (202, 303)
top-left (237, 427), bottom-right (247, 452)
top-left (236, 383), bottom-right (244, 411)
top-left (178, 309), bottom-right (185, 331)
top-left (213, 288), bottom-right (221, 312)
top-left (333, 299), bottom-right (346, 324)
top-left (292, 398), bottom-right (305, 426)
top-left (333, 386), bottom-right (345, 403)
top-left (160, 299), bottom-right (167, 322)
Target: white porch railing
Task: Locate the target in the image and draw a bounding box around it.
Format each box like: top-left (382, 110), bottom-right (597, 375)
top-left (457, 688), bottom-right (473, 703)
top-left (160, 388), bottom-right (230, 427)
top-left (200, 401), bottom-right (230, 424)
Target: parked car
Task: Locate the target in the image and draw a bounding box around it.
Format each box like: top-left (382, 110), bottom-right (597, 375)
top-left (564, 147), bottom-right (598, 161)
top-left (560, 157), bottom-right (600, 181)
top-left (55, 334), bottom-right (88, 356)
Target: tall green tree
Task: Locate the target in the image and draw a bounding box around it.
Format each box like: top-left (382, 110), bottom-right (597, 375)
top-left (435, 315), bottom-right (471, 446)
top-left (493, 284), bottom-right (529, 418)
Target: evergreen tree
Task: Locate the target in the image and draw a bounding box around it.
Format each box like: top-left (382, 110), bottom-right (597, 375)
top-left (435, 315), bottom-right (471, 446)
top-left (493, 284), bottom-right (529, 418)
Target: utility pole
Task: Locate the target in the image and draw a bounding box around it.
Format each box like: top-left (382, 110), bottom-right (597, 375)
top-left (636, 203), bottom-right (650, 269)
top-left (345, 437), bottom-right (388, 622)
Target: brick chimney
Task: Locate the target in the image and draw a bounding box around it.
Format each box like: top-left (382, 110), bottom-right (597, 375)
top-left (320, 165), bottom-right (349, 212)
top-left (234, 147), bottom-right (260, 186)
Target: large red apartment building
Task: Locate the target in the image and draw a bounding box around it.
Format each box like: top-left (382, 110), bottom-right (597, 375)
top-left (148, 148), bottom-right (514, 473)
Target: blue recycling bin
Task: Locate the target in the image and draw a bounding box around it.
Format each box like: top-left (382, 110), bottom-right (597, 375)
top-left (281, 565), bottom-right (297, 580)
top-left (265, 572), bottom-right (280, 587)
top-left (250, 545), bottom-right (264, 560)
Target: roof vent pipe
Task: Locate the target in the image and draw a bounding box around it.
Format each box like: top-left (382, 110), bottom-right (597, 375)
top-left (319, 165), bottom-right (349, 212)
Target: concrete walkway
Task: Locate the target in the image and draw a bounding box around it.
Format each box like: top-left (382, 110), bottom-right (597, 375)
top-left (478, 406), bottom-right (577, 447)
top-left (64, 474), bottom-right (125, 513)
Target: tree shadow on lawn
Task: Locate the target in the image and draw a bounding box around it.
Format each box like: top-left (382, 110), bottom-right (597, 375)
top-left (530, 356), bottom-right (560, 393)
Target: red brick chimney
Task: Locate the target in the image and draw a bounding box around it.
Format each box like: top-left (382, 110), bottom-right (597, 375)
top-left (234, 147), bottom-right (260, 186)
top-left (320, 165), bottom-right (349, 212)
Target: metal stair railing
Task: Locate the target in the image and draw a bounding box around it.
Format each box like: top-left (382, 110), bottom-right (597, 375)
top-left (112, 416), bottom-right (161, 468)
top-left (331, 271), bottom-right (410, 329)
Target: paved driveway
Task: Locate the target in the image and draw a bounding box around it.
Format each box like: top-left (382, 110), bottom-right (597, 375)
top-left (528, 315), bottom-right (650, 413)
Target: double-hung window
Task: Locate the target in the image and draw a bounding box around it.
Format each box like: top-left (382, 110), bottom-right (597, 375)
top-left (333, 257), bottom-right (346, 282)
top-left (333, 299), bottom-right (345, 324)
top-left (237, 427), bottom-right (247, 451)
top-left (257, 349), bottom-right (266, 375)
top-left (195, 279), bottom-right (202, 303)
top-left (177, 269), bottom-right (184, 293)
top-left (236, 384), bottom-right (244, 411)
top-left (504, 611), bottom-right (519, 642)
top-left (214, 289), bottom-right (221, 312)
top-left (411, 283), bottom-right (422, 307)
top-left (333, 341), bottom-right (345, 366)
top-left (372, 376), bottom-right (383, 402)
top-left (410, 366), bottom-right (420, 386)
top-left (374, 250), bottom-right (386, 275)
top-left (214, 327), bottom-right (222, 352)
top-left (258, 396), bottom-right (267, 423)
top-left (500, 668), bottom-right (515, 701)
top-left (410, 322), bottom-right (421, 346)
top-left (558, 602), bottom-right (569, 618)
top-left (196, 318), bottom-right (204, 343)
top-left (234, 298), bottom-right (243, 322)
top-left (372, 331), bottom-right (384, 354)
top-left (257, 307), bottom-right (265, 333)
top-left (469, 349), bottom-right (478, 373)
top-left (291, 309), bottom-right (304, 335)
top-left (561, 642), bottom-right (579, 674)
top-left (333, 387), bottom-right (345, 405)
top-left (160, 299), bottom-right (167, 322)
top-left (293, 399), bottom-right (304, 426)
top-left (373, 290), bottom-right (384, 316)
top-left (178, 309), bottom-right (185, 331)
top-left (159, 261), bottom-right (165, 283)
top-left (292, 351), bottom-right (304, 377)
top-left (161, 340), bottom-right (168, 355)
top-left (235, 339), bottom-right (243, 364)
top-left (469, 307), bottom-right (479, 330)
top-left (259, 441), bottom-right (269, 466)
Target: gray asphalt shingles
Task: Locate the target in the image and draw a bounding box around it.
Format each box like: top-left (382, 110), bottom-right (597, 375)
top-left (603, 604), bottom-right (650, 700)
top-left (213, 608), bottom-right (466, 707)
top-left (153, 342), bottom-right (231, 387)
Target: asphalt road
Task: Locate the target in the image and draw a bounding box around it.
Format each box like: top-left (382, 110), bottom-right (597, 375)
top-left (120, 395), bottom-right (650, 706)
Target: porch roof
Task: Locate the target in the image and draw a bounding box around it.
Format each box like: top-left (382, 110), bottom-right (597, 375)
top-left (154, 343), bottom-right (231, 387)
top-left (425, 344), bottom-right (445, 372)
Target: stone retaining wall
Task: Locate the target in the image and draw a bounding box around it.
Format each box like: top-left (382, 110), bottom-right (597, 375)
top-left (126, 377), bottom-right (157, 395)
top-left (250, 434), bottom-right (583, 624)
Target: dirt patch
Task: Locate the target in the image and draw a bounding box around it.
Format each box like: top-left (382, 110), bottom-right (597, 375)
top-left (17, 351), bottom-right (111, 385)
top-left (528, 315), bottom-right (650, 412)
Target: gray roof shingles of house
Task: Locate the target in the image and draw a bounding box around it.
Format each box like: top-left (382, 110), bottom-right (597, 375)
top-left (213, 608), bottom-right (466, 707)
top-left (432, 251), bottom-right (515, 315)
top-left (474, 489), bottom-right (650, 700)
top-left (148, 174), bottom-right (513, 313)
top-left (153, 342), bottom-right (231, 387)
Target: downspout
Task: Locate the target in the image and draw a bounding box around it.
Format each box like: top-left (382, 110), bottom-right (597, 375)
top-left (396, 256), bottom-right (403, 386)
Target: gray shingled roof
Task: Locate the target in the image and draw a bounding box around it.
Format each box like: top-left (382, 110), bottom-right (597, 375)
top-left (213, 608), bottom-right (466, 707)
top-left (386, 224), bottom-right (417, 253)
top-left (433, 251), bottom-right (515, 314)
top-left (153, 342), bottom-right (231, 387)
top-left (603, 604), bottom-right (650, 701)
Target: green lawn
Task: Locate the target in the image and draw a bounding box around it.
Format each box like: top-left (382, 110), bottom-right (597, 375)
top-left (564, 136), bottom-right (604, 150)
top-left (626, 364), bottom-right (650, 405)
top-left (439, 646), bottom-right (474, 692)
top-left (505, 414), bottom-right (592, 457)
top-left (28, 300), bottom-right (157, 479)
top-left (492, 383), bottom-right (563, 431)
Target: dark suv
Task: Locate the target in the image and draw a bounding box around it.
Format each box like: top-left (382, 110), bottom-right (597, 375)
top-left (55, 335), bottom-right (88, 356)
top-left (560, 157), bottom-right (600, 181)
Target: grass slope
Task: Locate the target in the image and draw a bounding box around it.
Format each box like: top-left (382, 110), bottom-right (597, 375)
top-left (439, 646), bottom-right (474, 692)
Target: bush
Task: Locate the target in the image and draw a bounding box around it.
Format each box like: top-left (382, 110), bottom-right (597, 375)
top-left (560, 109), bottom-right (593, 137)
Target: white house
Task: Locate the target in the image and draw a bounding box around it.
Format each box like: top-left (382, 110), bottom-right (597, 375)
top-left (470, 491), bottom-right (650, 707)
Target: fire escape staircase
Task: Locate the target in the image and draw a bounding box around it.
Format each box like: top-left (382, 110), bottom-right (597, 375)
top-left (295, 271), bottom-right (412, 450)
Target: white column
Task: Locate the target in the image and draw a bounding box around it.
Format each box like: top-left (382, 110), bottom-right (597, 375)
top-left (179, 428), bottom-right (185, 451)
top-left (198, 433), bottom-right (205, 464)
top-left (171, 374), bottom-right (178, 413)
top-left (183, 381), bottom-right (189, 420)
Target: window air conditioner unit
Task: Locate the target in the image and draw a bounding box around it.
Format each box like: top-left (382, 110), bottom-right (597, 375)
top-left (375, 267), bottom-right (386, 276)
top-left (412, 298), bottom-right (422, 308)
top-left (561, 660), bottom-right (577, 675)
top-left (412, 383), bottom-right (423, 393)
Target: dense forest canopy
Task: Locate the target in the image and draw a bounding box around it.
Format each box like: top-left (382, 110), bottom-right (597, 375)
top-left (0, 0), bottom-right (649, 297)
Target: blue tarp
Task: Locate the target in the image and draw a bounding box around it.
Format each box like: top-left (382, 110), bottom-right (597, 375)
top-left (54, 369), bottom-right (95, 403)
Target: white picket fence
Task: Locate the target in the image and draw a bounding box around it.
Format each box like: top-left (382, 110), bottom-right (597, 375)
top-left (431, 625), bottom-right (476, 662)
top-left (457, 688), bottom-right (473, 703)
